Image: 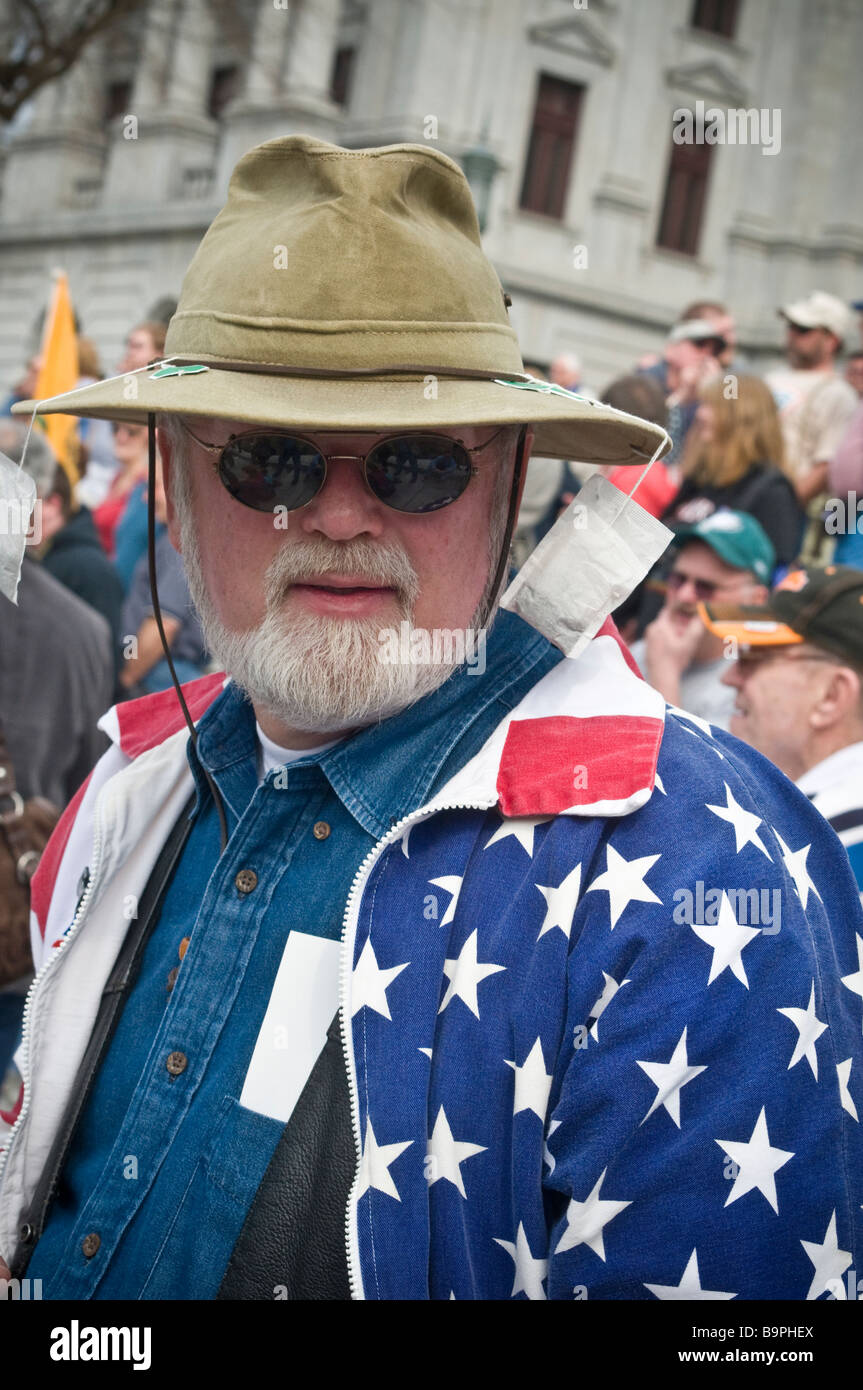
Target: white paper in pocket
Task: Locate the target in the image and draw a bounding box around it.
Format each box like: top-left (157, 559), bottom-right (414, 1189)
top-left (240, 930), bottom-right (341, 1124)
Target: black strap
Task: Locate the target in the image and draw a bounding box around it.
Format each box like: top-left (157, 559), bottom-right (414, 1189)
top-left (10, 796), bottom-right (196, 1278)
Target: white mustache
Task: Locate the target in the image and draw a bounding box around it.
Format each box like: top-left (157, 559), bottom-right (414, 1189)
top-left (263, 538), bottom-right (419, 610)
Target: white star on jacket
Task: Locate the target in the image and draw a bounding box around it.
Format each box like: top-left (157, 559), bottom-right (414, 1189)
top-left (505, 1037), bottom-right (553, 1120)
top-left (493, 1222), bottom-right (548, 1299)
top-left (669, 707), bottom-right (715, 739)
top-left (439, 928), bottom-right (505, 1018)
top-left (715, 1107), bottom-right (794, 1212)
top-left (800, 1210), bottom-right (852, 1301)
top-left (777, 980), bottom-right (828, 1079)
top-left (841, 933), bottom-right (863, 1023)
top-left (351, 938), bottom-right (410, 1019)
top-left (535, 862), bottom-right (582, 940)
top-left (644, 1248), bottom-right (736, 1300)
top-left (706, 783), bottom-right (771, 858)
top-left (670, 706), bottom-right (725, 758)
top-left (428, 875), bottom-right (463, 927)
top-left (587, 970), bottom-right (631, 1040)
top-left (543, 1118), bottom-right (561, 1175)
top-left (636, 1027), bottom-right (707, 1127)
top-left (355, 1117), bottom-right (413, 1201)
top-left (585, 844), bottom-right (662, 928)
top-left (554, 1168), bottom-right (632, 1260)
top-left (690, 891), bottom-right (760, 987)
top-left (775, 830), bottom-right (821, 911)
top-left (837, 1058), bottom-right (858, 1121)
top-left (485, 816), bottom-right (552, 857)
top-left (426, 1105), bottom-right (486, 1197)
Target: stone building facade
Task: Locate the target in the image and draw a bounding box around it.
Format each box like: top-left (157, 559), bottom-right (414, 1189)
top-left (1, 0), bottom-right (861, 392)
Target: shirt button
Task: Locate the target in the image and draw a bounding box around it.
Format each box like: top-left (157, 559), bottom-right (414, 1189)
top-left (81, 1232), bottom-right (101, 1258)
top-left (166, 1050), bottom-right (188, 1077)
top-left (312, 821), bottom-right (331, 841)
top-left (178, 936), bottom-right (190, 960)
top-left (235, 868), bottom-right (258, 893)
top-left (166, 966), bottom-right (179, 995)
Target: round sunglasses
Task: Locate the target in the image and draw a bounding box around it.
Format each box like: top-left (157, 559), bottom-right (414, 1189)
top-left (176, 422), bottom-right (509, 515)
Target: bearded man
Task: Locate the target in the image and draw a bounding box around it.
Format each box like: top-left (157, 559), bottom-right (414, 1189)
top-left (1, 138), bottom-right (861, 1301)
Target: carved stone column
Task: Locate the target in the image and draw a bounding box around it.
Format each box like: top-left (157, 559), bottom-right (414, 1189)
top-left (103, 0), bottom-right (219, 207)
top-left (217, 0), bottom-right (341, 195)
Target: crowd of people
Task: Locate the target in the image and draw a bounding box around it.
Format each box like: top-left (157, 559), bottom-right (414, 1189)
top-left (515, 289), bottom-right (863, 900)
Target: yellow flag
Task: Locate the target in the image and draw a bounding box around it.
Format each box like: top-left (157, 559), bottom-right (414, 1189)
top-left (34, 271), bottom-right (80, 483)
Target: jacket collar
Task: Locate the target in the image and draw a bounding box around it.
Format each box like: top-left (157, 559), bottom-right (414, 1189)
top-left (427, 626), bottom-right (665, 819)
top-left (98, 622), bottom-right (664, 825)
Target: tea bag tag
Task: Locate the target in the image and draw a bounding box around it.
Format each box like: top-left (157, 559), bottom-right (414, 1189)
top-left (502, 471), bottom-right (672, 658)
top-left (0, 450), bottom-right (37, 605)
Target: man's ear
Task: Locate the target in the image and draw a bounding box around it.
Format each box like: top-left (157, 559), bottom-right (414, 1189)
top-left (743, 581), bottom-right (769, 605)
top-left (810, 664), bottom-right (861, 732)
top-left (156, 424), bottom-right (182, 553)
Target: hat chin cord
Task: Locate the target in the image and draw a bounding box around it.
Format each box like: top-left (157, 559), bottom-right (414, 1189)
top-left (147, 413), bottom-right (229, 852)
top-left (146, 418), bottom-right (529, 854)
top-left (477, 425), bottom-right (529, 631)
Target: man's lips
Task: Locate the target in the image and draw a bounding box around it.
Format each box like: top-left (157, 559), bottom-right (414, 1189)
top-left (290, 574), bottom-right (396, 595)
top-left (286, 574), bottom-right (400, 614)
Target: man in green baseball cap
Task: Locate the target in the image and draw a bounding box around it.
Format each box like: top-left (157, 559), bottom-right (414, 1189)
top-left (702, 563), bottom-right (863, 895)
top-left (629, 508), bottom-right (774, 726)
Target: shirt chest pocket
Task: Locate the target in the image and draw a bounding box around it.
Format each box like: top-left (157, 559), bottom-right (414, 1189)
top-left (139, 1095), bottom-right (284, 1300)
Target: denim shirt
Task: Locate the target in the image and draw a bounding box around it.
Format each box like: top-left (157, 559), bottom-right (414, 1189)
top-left (28, 609), bottom-right (561, 1299)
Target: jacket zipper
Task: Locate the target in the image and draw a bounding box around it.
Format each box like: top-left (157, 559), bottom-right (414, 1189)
top-left (338, 793), bottom-right (496, 1300)
top-left (0, 789), bottom-right (107, 1197)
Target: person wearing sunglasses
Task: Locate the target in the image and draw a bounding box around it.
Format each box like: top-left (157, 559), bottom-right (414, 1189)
top-left (702, 564), bottom-right (863, 899)
top-left (628, 509), bottom-right (774, 728)
top-left (5, 137), bottom-right (863, 1304)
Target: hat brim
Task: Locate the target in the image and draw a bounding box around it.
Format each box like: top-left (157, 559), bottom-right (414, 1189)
top-left (12, 367), bottom-right (667, 468)
top-left (698, 600), bottom-right (803, 647)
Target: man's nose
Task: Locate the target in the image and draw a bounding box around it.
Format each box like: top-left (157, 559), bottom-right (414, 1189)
top-left (720, 659), bottom-right (743, 689)
top-left (670, 576), bottom-right (698, 604)
top-left (297, 457), bottom-right (386, 542)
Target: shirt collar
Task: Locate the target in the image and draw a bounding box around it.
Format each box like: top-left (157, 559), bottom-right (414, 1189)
top-left (189, 610), bottom-right (557, 839)
top-left (797, 740), bottom-right (863, 798)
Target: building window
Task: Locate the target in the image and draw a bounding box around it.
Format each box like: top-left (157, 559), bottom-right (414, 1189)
top-left (519, 73), bottom-right (583, 219)
top-left (104, 80), bottom-right (132, 123)
top-left (330, 46), bottom-right (355, 106)
top-left (207, 65), bottom-right (239, 120)
top-left (656, 131), bottom-right (713, 256)
top-left (690, 0), bottom-right (740, 39)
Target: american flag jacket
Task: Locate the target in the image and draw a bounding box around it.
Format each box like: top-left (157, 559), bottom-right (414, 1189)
top-left (1, 629), bottom-right (862, 1300)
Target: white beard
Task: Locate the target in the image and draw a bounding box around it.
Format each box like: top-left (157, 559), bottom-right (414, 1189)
top-left (191, 545), bottom-right (465, 734)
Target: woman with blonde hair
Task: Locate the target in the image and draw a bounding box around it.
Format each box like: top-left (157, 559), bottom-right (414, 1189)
top-left (664, 374), bottom-right (804, 566)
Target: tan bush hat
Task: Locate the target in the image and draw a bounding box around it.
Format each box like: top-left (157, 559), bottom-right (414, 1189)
top-left (14, 136), bottom-right (666, 466)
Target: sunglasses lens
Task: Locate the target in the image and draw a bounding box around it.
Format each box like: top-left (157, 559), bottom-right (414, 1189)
top-left (218, 434), bottom-right (324, 511)
top-left (365, 436), bottom-right (473, 513)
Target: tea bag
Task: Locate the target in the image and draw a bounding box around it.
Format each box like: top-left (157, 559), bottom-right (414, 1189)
top-left (0, 449), bottom-right (37, 605)
top-left (502, 470), bottom-right (673, 659)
